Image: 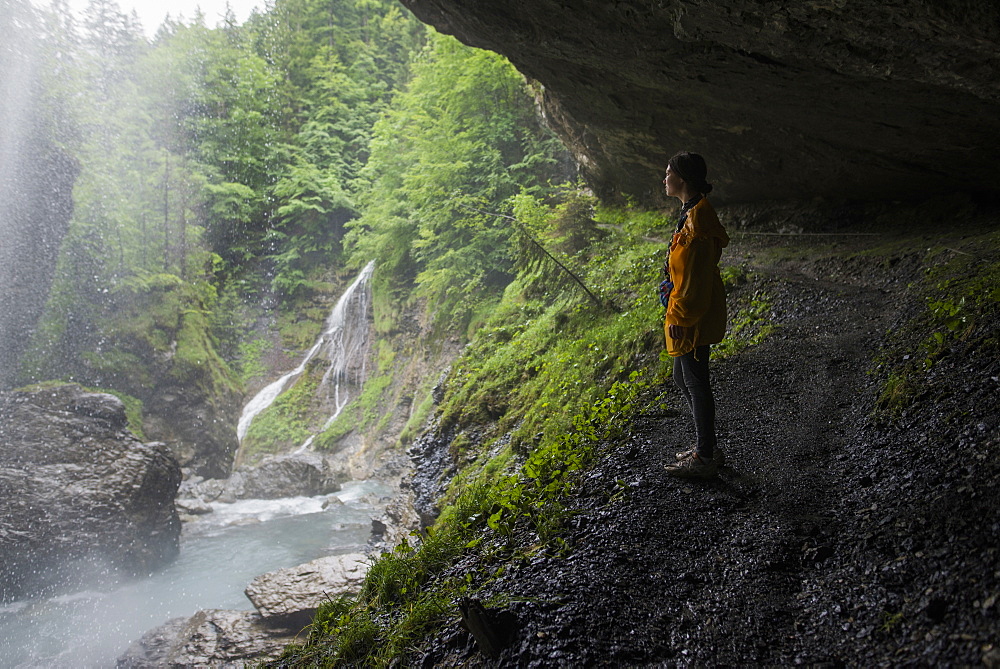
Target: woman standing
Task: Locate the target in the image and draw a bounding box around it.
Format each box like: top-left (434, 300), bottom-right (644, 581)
top-left (660, 152), bottom-right (729, 479)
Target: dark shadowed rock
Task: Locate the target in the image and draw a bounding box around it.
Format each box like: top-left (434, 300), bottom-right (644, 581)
top-left (244, 553), bottom-right (369, 626)
top-left (142, 382), bottom-right (240, 480)
top-left (401, 0), bottom-right (1000, 205)
top-left (115, 609), bottom-right (297, 669)
top-left (406, 419), bottom-right (459, 527)
top-left (0, 384), bottom-right (181, 601)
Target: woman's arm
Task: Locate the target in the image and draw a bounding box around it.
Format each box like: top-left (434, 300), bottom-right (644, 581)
top-left (666, 235), bottom-right (716, 329)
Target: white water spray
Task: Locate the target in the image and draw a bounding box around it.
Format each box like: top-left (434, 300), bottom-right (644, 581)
top-left (236, 261), bottom-right (375, 446)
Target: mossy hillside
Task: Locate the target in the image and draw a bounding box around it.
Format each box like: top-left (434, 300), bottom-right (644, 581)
top-left (48, 272), bottom-right (243, 406)
top-left (240, 368), bottom-right (323, 463)
top-left (313, 325), bottom-right (460, 455)
top-left (433, 201), bottom-right (671, 453)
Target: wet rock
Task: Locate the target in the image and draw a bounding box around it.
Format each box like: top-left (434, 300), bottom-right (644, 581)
top-left (407, 419), bottom-right (460, 526)
top-left (175, 497), bottom-right (213, 516)
top-left (115, 609), bottom-right (296, 669)
top-left (182, 452), bottom-right (347, 503)
top-left (0, 383), bottom-right (181, 601)
top-left (143, 382), bottom-right (240, 480)
top-left (224, 452), bottom-right (342, 500)
top-left (370, 490), bottom-right (422, 551)
top-left (403, 1), bottom-right (1000, 204)
top-left (244, 553), bottom-right (369, 626)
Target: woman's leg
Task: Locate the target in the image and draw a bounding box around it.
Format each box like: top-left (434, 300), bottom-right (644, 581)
top-left (674, 345), bottom-right (716, 459)
top-left (673, 353), bottom-right (693, 410)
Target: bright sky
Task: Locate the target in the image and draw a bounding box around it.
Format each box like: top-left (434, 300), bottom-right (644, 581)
top-left (63, 0), bottom-right (266, 37)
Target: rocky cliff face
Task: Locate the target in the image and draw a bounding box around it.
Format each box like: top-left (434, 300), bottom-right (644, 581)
top-left (142, 380), bottom-right (240, 479)
top-left (0, 384), bottom-right (181, 601)
top-left (402, 0), bottom-right (1000, 205)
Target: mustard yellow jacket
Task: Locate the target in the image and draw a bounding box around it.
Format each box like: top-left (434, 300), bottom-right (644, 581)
top-left (663, 198), bottom-right (730, 357)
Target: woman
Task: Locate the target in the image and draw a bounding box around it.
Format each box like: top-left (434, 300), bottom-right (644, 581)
top-left (660, 152), bottom-right (729, 479)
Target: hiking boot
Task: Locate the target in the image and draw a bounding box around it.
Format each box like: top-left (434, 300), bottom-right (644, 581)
top-left (665, 452), bottom-right (719, 479)
top-left (675, 446), bottom-right (725, 468)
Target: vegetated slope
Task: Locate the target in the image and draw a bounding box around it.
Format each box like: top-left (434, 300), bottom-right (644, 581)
top-left (272, 198), bottom-right (999, 667)
top-left (417, 207), bottom-right (1000, 666)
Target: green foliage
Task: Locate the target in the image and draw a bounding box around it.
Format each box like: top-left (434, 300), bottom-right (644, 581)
top-left (429, 197), bottom-right (676, 450)
top-left (714, 295), bottom-right (777, 358)
top-left (875, 372), bottom-right (915, 418)
top-left (21, 266), bottom-right (240, 407)
top-left (314, 372), bottom-right (394, 449)
top-left (12, 0), bottom-right (425, 409)
top-left (235, 338), bottom-right (271, 386)
top-left (345, 32), bottom-right (568, 334)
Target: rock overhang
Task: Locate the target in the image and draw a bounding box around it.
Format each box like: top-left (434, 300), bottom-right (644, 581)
top-left (401, 0), bottom-right (1000, 205)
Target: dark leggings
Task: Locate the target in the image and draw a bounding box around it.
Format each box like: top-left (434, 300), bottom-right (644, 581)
top-left (673, 344), bottom-right (717, 459)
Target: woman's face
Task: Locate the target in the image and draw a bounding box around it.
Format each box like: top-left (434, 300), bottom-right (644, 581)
top-left (663, 165), bottom-right (686, 198)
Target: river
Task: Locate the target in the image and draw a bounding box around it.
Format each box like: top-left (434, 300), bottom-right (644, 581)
top-left (0, 479), bottom-right (391, 668)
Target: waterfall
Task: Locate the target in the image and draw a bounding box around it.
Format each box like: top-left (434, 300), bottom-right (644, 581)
top-left (235, 261), bottom-right (376, 449)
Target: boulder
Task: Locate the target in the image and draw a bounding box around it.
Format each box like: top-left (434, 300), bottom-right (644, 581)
top-left (182, 452), bottom-right (347, 503)
top-left (115, 609), bottom-right (296, 669)
top-left (245, 553), bottom-right (369, 626)
top-left (0, 384), bottom-right (181, 601)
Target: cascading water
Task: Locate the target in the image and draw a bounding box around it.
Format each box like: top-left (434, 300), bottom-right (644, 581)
top-left (235, 260), bottom-right (376, 457)
top-left (0, 6), bottom-right (77, 391)
top-left (0, 261), bottom-right (384, 665)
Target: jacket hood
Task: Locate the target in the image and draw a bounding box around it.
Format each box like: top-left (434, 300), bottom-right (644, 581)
top-left (683, 198), bottom-right (729, 247)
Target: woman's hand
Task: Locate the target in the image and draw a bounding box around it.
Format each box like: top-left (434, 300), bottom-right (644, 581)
top-left (668, 324), bottom-right (688, 340)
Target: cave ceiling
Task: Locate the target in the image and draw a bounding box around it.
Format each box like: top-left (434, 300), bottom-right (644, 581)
top-left (401, 0), bottom-right (1000, 205)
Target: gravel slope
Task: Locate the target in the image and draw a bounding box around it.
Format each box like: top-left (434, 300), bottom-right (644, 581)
top-left (416, 224), bottom-right (1000, 667)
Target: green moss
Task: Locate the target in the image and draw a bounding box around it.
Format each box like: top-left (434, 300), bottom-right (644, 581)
top-left (376, 339), bottom-right (396, 372)
top-left (172, 308), bottom-right (241, 394)
top-left (313, 372), bottom-right (393, 450)
top-left (714, 294), bottom-right (777, 358)
top-left (241, 371), bottom-right (321, 461)
top-left (875, 372), bottom-right (915, 418)
top-left (15, 381), bottom-right (147, 440)
top-left (236, 338), bottom-right (271, 386)
top-left (399, 384), bottom-right (437, 446)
